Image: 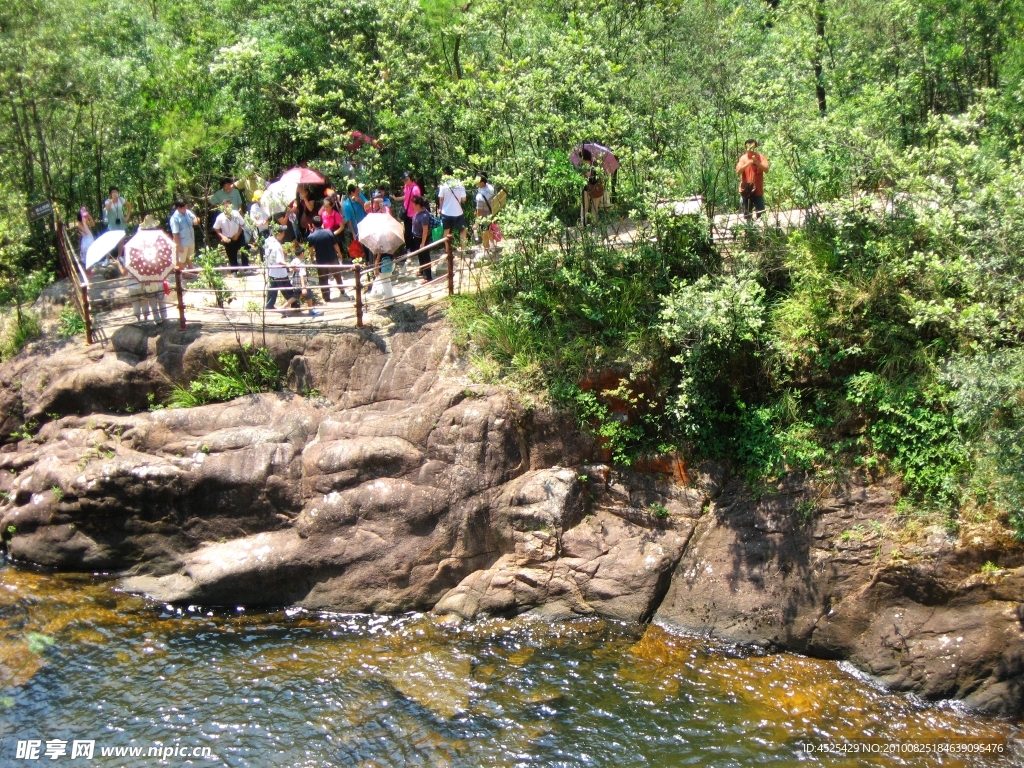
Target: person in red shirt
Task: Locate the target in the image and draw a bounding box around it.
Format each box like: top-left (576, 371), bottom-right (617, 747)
top-left (735, 139), bottom-right (770, 220)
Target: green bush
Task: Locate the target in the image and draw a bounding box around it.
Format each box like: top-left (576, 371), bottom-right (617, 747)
top-left (945, 350), bottom-right (1024, 536)
top-left (846, 373), bottom-right (967, 510)
top-left (58, 305), bottom-right (86, 338)
top-left (167, 345), bottom-right (280, 408)
top-left (659, 270), bottom-right (766, 450)
top-left (0, 311), bottom-right (41, 361)
top-left (450, 209), bottom-right (717, 462)
top-left (193, 247), bottom-right (231, 308)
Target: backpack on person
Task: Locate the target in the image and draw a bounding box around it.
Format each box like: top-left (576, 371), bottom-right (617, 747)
top-left (490, 188), bottom-right (508, 216)
top-left (427, 211), bottom-right (444, 242)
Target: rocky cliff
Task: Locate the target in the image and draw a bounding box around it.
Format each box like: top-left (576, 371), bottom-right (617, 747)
top-left (1, 310), bottom-right (1022, 716)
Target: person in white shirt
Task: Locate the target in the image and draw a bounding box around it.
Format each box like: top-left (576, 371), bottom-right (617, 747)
top-left (263, 226), bottom-right (291, 309)
top-left (249, 190), bottom-right (270, 241)
top-left (212, 201), bottom-right (249, 273)
top-left (474, 174), bottom-right (496, 252)
top-left (103, 186), bottom-right (133, 259)
top-left (283, 250), bottom-right (322, 316)
top-left (437, 166), bottom-right (467, 259)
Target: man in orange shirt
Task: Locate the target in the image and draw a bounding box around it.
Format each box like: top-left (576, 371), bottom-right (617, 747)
top-left (735, 139), bottom-right (770, 220)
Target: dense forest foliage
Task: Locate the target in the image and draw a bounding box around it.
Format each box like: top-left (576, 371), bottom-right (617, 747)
top-left (4, 0), bottom-right (1022, 237)
top-left (3, 0), bottom-right (1024, 532)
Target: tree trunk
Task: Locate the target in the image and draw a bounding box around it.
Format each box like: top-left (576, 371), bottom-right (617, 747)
top-left (813, 0), bottom-right (827, 117)
top-left (6, 95), bottom-right (36, 198)
top-left (453, 34), bottom-right (463, 80)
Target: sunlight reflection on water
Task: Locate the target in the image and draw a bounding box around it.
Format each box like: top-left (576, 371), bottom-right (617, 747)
top-left (0, 565), bottom-right (1019, 767)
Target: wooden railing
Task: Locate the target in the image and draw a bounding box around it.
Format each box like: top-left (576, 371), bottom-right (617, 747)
top-left (55, 217), bottom-right (94, 344)
top-left (51, 222), bottom-right (459, 342)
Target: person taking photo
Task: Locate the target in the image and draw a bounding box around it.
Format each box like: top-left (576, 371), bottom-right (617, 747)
top-left (735, 139), bottom-right (770, 221)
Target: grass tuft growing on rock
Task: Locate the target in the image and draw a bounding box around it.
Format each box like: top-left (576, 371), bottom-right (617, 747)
top-left (167, 345), bottom-right (280, 408)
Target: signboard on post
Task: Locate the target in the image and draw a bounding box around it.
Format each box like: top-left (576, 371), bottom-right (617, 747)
top-left (27, 200), bottom-right (54, 222)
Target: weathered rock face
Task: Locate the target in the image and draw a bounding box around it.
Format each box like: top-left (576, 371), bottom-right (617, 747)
top-left (656, 473), bottom-right (1024, 717)
top-left (434, 467), bottom-right (705, 622)
top-left (2, 311), bottom-right (1024, 716)
top-left (0, 312), bottom-right (688, 624)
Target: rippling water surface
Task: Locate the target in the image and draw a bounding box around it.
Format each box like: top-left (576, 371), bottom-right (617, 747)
top-left (0, 564), bottom-right (1019, 766)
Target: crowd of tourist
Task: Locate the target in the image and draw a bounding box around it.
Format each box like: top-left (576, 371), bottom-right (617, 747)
top-left (73, 165), bottom-right (506, 317)
top-left (71, 142), bottom-right (769, 320)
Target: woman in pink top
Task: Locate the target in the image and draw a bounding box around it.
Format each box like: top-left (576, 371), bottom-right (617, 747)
top-left (319, 194), bottom-right (344, 238)
top-left (401, 171), bottom-right (422, 254)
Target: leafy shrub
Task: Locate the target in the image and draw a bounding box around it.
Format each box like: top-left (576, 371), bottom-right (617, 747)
top-left (450, 210), bottom-right (718, 463)
top-left (0, 311), bottom-right (41, 361)
top-left (58, 305), bottom-right (86, 337)
top-left (193, 247), bottom-right (231, 307)
top-left (570, 388), bottom-right (645, 466)
top-left (167, 345), bottom-right (280, 408)
top-left (659, 271), bottom-right (766, 449)
top-left (846, 373), bottom-right (967, 509)
top-left (944, 350), bottom-right (1024, 536)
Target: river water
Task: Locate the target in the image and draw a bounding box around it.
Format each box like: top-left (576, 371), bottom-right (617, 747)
top-left (0, 564), bottom-right (1019, 767)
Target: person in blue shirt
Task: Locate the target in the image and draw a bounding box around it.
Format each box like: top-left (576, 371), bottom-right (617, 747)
top-left (342, 183), bottom-right (369, 261)
top-left (372, 184), bottom-right (393, 214)
top-left (168, 199), bottom-right (199, 269)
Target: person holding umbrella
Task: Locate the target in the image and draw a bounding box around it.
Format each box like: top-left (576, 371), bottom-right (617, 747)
top-left (306, 215), bottom-right (349, 301)
top-left (357, 206), bottom-right (406, 284)
top-left (121, 223), bottom-right (176, 324)
top-left (343, 183), bottom-right (369, 260)
top-left (579, 149), bottom-right (605, 224)
top-left (76, 207), bottom-right (95, 267)
top-left (295, 184), bottom-right (319, 240)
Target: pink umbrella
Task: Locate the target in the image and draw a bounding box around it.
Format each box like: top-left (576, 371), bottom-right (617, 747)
top-left (570, 143), bottom-right (620, 174)
top-left (122, 229), bottom-right (175, 282)
top-left (346, 131), bottom-right (382, 152)
top-left (280, 166), bottom-right (327, 185)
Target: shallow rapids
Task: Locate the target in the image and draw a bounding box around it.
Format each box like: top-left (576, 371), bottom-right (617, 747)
top-left (0, 565), bottom-right (1018, 766)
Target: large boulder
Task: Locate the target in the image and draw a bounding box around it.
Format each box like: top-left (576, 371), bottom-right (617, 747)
top-left (655, 473), bottom-right (1024, 717)
top-left (432, 467), bottom-right (705, 623)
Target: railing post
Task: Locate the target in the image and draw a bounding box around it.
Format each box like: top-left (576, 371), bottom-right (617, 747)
top-left (446, 238), bottom-right (454, 296)
top-left (174, 268), bottom-right (187, 330)
top-left (80, 283), bottom-right (93, 345)
top-left (353, 263), bottom-right (363, 329)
